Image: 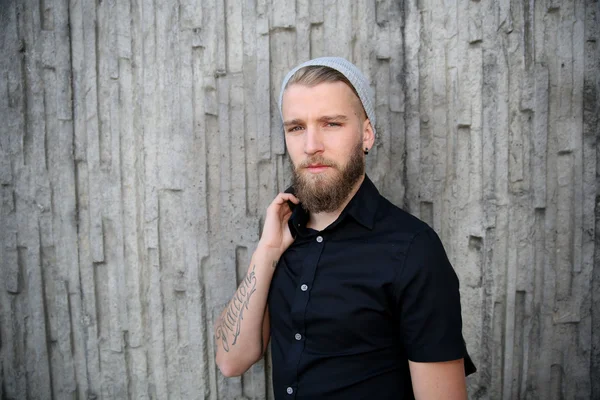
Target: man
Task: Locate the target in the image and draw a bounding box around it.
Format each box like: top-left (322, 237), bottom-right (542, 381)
top-left (214, 57), bottom-right (475, 399)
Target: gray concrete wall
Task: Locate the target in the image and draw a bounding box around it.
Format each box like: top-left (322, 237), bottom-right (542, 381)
top-left (0, 0), bottom-right (598, 399)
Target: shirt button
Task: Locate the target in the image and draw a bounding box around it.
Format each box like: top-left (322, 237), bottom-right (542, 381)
top-left (300, 284), bottom-right (308, 291)
top-left (287, 387), bottom-right (294, 395)
top-left (295, 333), bottom-right (302, 340)
top-left (316, 236), bottom-right (323, 243)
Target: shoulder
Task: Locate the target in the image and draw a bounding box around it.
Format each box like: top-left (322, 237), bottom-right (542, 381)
top-left (373, 195), bottom-right (434, 242)
top-left (372, 196), bottom-right (456, 286)
top-left (366, 194), bottom-right (446, 265)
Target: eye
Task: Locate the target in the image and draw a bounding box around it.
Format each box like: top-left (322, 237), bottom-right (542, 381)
top-left (326, 122), bottom-right (342, 127)
top-left (286, 126), bottom-right (303, 133)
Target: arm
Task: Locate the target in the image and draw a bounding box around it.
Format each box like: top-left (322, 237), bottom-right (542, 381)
top-left (396, 229), bottom-right (471, 398)
top-left (409, 359), bottom-right (468, 400)
top-left (214, 192), bottom-right (299, 377)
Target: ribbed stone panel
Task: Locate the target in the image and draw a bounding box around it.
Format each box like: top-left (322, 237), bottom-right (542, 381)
top-left (0, 0), bottom-right (597, 399)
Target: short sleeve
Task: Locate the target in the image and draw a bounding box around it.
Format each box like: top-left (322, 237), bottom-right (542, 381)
top-left (393, 228), bottom-right (467, 363)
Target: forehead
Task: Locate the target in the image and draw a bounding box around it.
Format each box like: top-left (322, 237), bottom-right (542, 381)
top-left (281, 81), bottom-right (362, 118)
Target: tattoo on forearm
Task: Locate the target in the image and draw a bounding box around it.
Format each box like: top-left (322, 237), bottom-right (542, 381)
top-left (215, 265), bottom-right (258, 352)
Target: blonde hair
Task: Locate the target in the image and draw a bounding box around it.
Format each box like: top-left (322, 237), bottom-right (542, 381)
top-left (284, 66), bottom-right (367, 119)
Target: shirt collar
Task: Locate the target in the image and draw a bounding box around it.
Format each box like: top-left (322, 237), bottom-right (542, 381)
top-left (343, 174), bottom-right (380, 230)
top-left (288, 174), bottom-right (380, 236)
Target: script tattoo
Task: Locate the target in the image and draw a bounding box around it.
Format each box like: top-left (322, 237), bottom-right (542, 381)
top-left (215, 265), bottom-right (258, 352)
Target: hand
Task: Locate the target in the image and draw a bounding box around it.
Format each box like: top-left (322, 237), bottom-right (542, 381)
top-left (258, 192), bottom-right (300, 255)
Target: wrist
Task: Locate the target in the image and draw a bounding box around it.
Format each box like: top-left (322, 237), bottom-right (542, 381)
top-left (254, 242), bottom-right (284, 265)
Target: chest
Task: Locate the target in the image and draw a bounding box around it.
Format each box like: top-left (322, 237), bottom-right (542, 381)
top-left (269, 236), bottom-right (402, 352)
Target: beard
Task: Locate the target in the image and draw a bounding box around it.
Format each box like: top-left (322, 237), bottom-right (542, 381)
top-left (290, 140), bottom-right (365, 213)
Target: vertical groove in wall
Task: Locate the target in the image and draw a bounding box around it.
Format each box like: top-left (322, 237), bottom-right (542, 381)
top-left (372, 59), bottom-right (391, 185)
top-left (256, 0), bottom-right (271, 163)
top-left (19, 2), bottom-right (32, 168)
top-left (243, 0), bottom-right (258, 218)
top-left (529, 207), bottom-right (546, 397)
top-left (502, 207), bottom-right (517, 400)
top-left (587, 0), bottom-right (600, 397)
top-left (475, 227), bottom-right (494, 398)
top-left (480, 0), bottom-right (498, 231)
top-left (402, 0), bottom-right (420, 216)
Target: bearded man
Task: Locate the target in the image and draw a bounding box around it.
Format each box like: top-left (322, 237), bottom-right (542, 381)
top-left (214, 57), bottom-right (475, 399)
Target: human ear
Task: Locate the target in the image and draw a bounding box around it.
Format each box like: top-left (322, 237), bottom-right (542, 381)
top-left (362, 119), bottom-right (375, 151)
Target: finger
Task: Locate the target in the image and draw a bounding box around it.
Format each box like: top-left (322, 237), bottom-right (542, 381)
top-left (272, 192), bottom-right (299, 206)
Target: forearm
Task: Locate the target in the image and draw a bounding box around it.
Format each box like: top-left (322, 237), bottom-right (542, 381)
top-left (409, 359), bottom-right (467, 400)
top-left (215, 245), bottom-right (280, 376)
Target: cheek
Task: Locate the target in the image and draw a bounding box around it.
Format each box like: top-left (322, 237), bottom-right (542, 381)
top-left (285, 136), bottom-right (304, 161)
top-left (326, 130), bottom-right (362, 153)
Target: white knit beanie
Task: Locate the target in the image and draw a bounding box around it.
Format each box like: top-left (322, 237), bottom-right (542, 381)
top-left (278, 57), bottom-right (376, 136)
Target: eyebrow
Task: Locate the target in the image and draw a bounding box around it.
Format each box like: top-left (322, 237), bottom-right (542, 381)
top-left (318, 115), bottom-right (349, 122)
top-left (283, 115), bottom-right (349, 127)
top-left (283, 118), bottom-right (304, 127)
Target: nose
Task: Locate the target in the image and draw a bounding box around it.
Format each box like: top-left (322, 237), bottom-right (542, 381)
top-left (304, 125), bottom-right (324, 155)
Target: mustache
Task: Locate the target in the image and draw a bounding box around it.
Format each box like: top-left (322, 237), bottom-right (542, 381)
top-left (298, 156), bottom-right (338, 169)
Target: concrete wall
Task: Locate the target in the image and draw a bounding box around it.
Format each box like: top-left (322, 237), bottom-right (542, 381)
top-left (0, 0), bottom-right (598, 399)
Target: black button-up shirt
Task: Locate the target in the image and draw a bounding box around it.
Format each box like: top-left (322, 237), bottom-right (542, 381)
top-left (268, 176), bottom-right (475, 399)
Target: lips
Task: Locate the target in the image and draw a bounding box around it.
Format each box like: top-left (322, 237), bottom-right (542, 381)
top-left (305, 165), bottom-right (330, 173)
top-left (301, 160), bottom-right (334, 168)
top-left (298, 158), bottom-right (336, 173)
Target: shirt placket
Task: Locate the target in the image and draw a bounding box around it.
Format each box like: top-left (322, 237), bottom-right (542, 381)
top-left (284, 233), bottom-right (326, 399)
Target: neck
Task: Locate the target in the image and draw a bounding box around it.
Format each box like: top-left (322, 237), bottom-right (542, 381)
top-left (306, 174), bottom-right (365, 231)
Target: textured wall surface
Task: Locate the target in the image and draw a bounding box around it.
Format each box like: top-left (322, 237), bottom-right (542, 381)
top-left (0, 0), bottom-right (598, 399)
